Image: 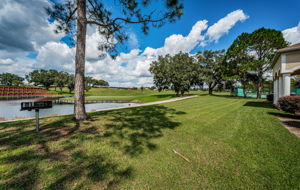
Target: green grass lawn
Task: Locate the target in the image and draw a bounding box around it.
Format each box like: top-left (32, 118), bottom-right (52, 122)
top-left (57, 87), bottom-right (208, 103)
top-left (50, 87), bottom-right (163, 96)
top-left (61, 94), bottom-right (184, 103)
top-left (0, 95), bottom-right (299, 189)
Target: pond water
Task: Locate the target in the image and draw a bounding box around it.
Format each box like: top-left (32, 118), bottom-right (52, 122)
top-left (0, 99), bottom-right (134, 121)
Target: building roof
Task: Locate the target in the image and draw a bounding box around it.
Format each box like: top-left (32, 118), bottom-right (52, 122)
top-left (272, 43), bottom-right (300, 67)
top-left (278, 43), bottom-right (300, 53)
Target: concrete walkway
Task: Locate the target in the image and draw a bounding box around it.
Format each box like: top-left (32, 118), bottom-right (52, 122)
top-left (0, 95), bottom-right (198, 123)
top-left (93, 95), bottom-right (198, 112)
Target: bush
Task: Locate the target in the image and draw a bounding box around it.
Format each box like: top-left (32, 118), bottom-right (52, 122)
top-left (278, 96), bottom-right (300, 114)
top-left (266, 94), bottom-right (273, 102)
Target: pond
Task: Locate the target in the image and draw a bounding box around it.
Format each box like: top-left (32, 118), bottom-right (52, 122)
top-left (0, 99), bottom-right (134, 121)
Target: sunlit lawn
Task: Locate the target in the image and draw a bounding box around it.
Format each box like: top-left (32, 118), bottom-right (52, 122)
top-left (0, 95), bottom-right (299, 189)
top-left (57, 87), bottom-right (208, 103)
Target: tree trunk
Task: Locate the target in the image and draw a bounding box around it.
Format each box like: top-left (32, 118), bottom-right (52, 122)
top-left (257, 72), bottom-right (263, 99)
top-left (208, 83), bottom-right (213, 95)
top-left (181, 91), bottom-right (184, 96)
top-left (74, 0), bottom-right (87, 121)
top-left (208, 82), bottom-right (215, 95)
top-left (242, 84), bottom-right (247, 98)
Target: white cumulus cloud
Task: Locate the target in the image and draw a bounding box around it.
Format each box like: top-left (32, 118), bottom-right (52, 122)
top-left (282, 22), bottom-right (300, 45)
top-left (143, 20), bottom-right (208, 56)
top-left (202, 9), bottom-right (249, 46)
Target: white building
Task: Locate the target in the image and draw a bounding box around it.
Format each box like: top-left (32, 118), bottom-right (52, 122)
top-left (272, 43), bottom-right (300, 104)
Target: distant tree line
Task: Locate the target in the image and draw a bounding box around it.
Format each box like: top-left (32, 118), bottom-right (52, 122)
top-left (0, 70), bottom-right (109, 93)
top-left (0, 73), bottom-right (24, 86)
top-left (25, 70), bottom-right (109, 92)
top-left (150, 27), bottom-right (288, 97)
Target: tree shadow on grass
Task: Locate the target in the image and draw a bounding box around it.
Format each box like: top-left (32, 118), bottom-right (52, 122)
top-left (0, 118), bottom-right (132, 189)
top-left (97, 105), bottom-right (185, 157)
top-left (0, 104), bottom-right (183, 189)
top-left (243, 101), bottom-right (274, 109)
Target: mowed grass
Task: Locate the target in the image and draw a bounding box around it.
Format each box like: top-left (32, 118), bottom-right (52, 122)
top-left (0, 95), bottom-right (299, 189)
top-left (50, 87), bottom-right (165, 96)
top-left (57, 87), bottom-right (208, 103)
top-left (61, 94), bottom-right (185, 103)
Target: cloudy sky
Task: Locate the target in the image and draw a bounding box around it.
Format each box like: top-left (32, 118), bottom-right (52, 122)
top-left (0, 0), bottom-right (299, 87)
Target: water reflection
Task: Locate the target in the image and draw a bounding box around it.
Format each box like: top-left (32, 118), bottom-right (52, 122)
top-left (0, 99), bottom-right (134, 121)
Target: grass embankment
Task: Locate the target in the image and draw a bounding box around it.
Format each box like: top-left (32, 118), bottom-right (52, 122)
top-left (55, 87), bottom-right (207, 103)
top-left (1, 95), bottom-right (299, 189)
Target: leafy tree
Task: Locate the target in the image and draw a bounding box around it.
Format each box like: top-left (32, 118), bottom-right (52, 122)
top-left (149, 86), bottom-right (156, 90)
top-left (195, 50), bottom-right (225, 95)
top-left (150, 52), bottom-right (199, 96)
top-left (84, 76), bottom-right (94, 92)
top-left (0, 73), bottom-right (24, 86)
top-left (224, 28), bottom-right (287, 98)
top-left (50, 70), bottom-right (59, 90)
top-left (66, 74), bottom-right (75, 93)
top-left (56, 71), bottom-right (70, 92)
top-left (93, 79), bottom-right (109, 87)
top-left (26, 69), bottom-right (57, 90)
top-left (224, 33), bottom-right (255, 98)
top-left (47, 0), bottom-right (184, 120)
top-left (84, 77), bottom-right (109, 90)
top-left (149, 55), bottom-right (171, 92)
top-left (248, 28), bottom-right (288, 98)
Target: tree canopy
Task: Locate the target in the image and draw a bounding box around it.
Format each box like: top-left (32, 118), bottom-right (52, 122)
top-left (196, 50), bottom-right (225, 95)
top-left (26, 70), bottom-right (57, 90)
top-left (224, 27), bottom-right (288, 98)
top-left (150, 52), bottom-right (200, 96)
top-left (0, 73), bottom-right (24, 86)
top-left (47, 0), bottom-right (184, 120)
top-left (25, 69), bottom-right (108, 91)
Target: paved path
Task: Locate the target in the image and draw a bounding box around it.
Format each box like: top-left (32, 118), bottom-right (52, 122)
top-left (277, 115), bottom-right (300, 138)
top-left (0, 95), bottom-right (198, 123)
top-left (93, 95), bottom-right (198, 112)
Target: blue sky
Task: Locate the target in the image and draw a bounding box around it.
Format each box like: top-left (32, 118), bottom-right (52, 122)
top-left (126, 0), bottom-right (300, 52)
top-left (0, 0), bottom-right (299, 87)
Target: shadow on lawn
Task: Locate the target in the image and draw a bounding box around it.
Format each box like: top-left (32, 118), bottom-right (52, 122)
top-left (268, 112), bottom-right (300, 129)
top-left (94, 105), bottom-right (185, 156)
top-left (0, 119), bottom-right (133, 189)
top-left (243, 101), bottom-right (274, 109)
top-left (0, 104), bottom-right (183, 189)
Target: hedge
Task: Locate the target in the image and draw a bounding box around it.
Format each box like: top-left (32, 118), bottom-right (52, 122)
top-left (278, 96), bottom-right (300, 114)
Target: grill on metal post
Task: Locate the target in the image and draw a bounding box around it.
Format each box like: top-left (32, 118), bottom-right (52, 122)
top-left (20, 101), bottom-right (53, 132)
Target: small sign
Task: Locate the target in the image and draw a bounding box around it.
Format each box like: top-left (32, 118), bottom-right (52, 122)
top-left (21, 101), bottom-right (52, 111)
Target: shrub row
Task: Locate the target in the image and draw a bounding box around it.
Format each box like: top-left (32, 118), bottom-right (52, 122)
top-left (278, 95), bottom-right (300, 114)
